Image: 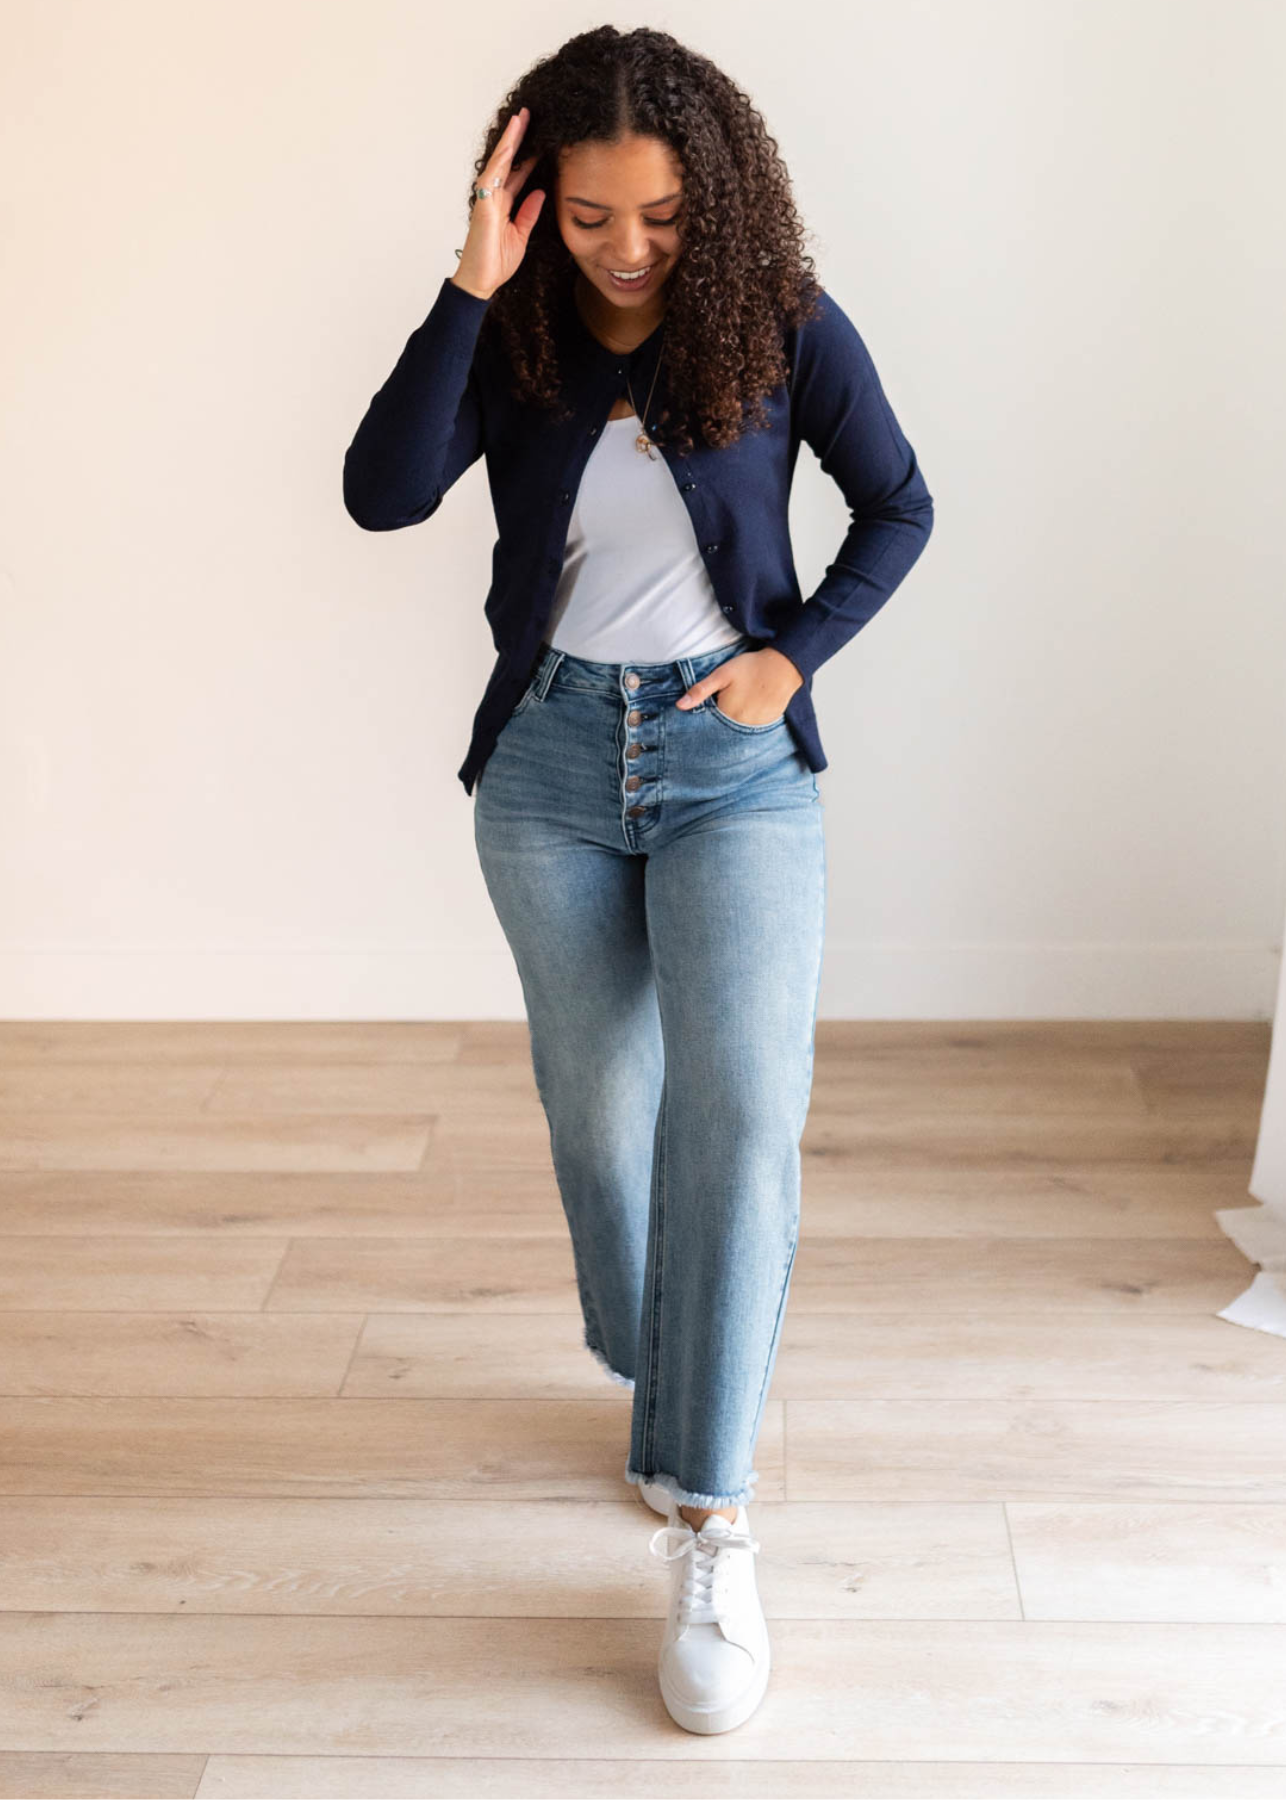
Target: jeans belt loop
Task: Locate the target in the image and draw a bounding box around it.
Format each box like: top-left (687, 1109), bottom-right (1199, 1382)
top-left (535, 645), bottom-right (565, 701)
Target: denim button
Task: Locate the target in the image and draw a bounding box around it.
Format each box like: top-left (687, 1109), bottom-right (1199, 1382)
top-left (627, 803), bottom-right (646, 817)
top-left (625, 774), bottom-right (641, 791)
top-left (624, 672), bottom-right (641, 689)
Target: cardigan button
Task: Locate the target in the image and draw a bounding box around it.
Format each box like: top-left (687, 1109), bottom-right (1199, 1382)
top-left (681, 481), bottom-right (696, 492)
top-left (722, 606), bottom-right (734, 614)
top-left (704, 542), bottom-right (720, 553)
top-left (558, 490), bottom-right (570, 503)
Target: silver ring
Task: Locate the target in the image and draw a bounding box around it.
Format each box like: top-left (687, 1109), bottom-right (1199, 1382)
top-left (474, 180), bottom-right (499, 201)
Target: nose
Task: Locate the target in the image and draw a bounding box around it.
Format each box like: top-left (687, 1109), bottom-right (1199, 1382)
top-left (611, 230), bottom-right (653, 267)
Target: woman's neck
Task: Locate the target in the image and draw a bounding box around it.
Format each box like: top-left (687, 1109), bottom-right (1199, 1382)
top-left (573, 270), bottom-right (666, 355)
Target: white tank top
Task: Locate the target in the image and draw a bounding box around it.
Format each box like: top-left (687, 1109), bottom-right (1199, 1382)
top-left (545, 413), bottom-right (745, 662)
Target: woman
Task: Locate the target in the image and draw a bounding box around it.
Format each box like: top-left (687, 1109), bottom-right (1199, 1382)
top-left (343, 25), bottom-right (934, 1735)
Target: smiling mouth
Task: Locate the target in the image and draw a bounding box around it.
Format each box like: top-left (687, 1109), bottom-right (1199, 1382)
top-left (604, 262), bottom-right (657, 288)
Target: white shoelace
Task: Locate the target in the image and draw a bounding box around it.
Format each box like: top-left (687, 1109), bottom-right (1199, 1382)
top-left (648, 1519), bottom-right (761, 1627)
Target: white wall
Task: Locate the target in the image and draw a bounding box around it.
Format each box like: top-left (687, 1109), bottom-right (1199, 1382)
top-left (2, 0), bottom-right (1282, 1020)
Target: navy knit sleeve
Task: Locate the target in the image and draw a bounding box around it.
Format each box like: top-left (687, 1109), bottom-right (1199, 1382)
top-left (342, 276), bottom-right (492, 532)
top-left (771, 288), bottom-right (934, 682)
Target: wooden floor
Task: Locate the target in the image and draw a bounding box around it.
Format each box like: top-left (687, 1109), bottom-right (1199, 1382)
top-left (0, 1019), bottom-right (1282, 1799)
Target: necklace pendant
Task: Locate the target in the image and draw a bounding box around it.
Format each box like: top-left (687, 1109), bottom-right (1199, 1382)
top-left (635, 430), bottom-right (656, 458)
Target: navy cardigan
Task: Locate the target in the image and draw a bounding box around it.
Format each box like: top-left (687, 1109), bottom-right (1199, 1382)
top-left (343, 273), bottom-right (934, 795)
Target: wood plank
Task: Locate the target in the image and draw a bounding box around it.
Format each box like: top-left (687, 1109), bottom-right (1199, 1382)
top-left (0, 1494), bottom-right (1011, 1620)
top-left (193, 1756), bottom-right (1286, 1797)
top-left (0, 1397), bottom-right (783, 1502)
top-left (1007, 1501), bottom-right (1286, 1620)
top-left (785, 1399), bottom-right (1286, 1501)
top-left (0, 1615), bottom-right (1281, 1762)
top-left (0, 1115), bottom-right (434, 1173)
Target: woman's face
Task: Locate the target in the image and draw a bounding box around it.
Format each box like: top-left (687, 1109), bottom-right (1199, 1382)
top-left (555, 132), bottom-right (685, 310)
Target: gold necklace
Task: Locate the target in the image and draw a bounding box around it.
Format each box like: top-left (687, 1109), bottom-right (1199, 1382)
top-left (575, 280), bottom-right (666, 458)
top-left (625, 342), bottom-right (665, 459)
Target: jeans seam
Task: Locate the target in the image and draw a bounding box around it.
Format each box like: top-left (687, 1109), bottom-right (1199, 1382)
top-left (707, 697), bottom-right (788, 734)
top-left (748, 1233), bottom-right (799, 1440)
top-left (746, 829), bottom-right (823, 1452)
top-left (642, 1077), bottom-right (668, 1470)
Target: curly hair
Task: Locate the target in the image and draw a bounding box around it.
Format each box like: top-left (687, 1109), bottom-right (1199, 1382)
top-left (465, 25), bottom-right (824, 457)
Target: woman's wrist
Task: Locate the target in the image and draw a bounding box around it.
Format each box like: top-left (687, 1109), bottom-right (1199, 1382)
top-left (450, 272), bottom-right (495, 302)
top-left (756, 645), bottom-right (805, 693)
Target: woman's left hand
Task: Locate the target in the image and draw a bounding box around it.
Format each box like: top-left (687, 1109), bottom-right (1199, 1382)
top-left (675, 647), bottom-right (803, 725)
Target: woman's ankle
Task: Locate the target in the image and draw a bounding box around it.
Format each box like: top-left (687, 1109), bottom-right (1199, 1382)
top-left (678, 1503), bottom-right (738, 1529)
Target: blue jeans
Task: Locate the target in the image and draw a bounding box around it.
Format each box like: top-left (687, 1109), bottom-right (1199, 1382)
top-left (472, 633), bottom-right (827, 1510)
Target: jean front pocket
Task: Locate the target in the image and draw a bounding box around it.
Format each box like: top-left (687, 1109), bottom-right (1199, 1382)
top-left (509, 677), bottom-right (538, 720)
top-left (708, 694), bottom-right (787, 734)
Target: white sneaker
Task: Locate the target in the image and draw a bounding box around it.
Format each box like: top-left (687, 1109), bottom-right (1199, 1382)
top-left (635, 1476), bottom-right (671, 1516)
top-left (648, 1503), bottom-right (771, 1734)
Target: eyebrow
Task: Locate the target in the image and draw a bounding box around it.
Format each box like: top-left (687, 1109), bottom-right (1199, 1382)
top-left (564, 190), bottom-right (683, 211)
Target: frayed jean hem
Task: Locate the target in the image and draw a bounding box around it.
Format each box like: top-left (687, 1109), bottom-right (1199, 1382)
top-left (585, 1330), bottom-right (635, 1391)
top-left (622, 1461), bottom-right (761, 1510)
top-left (584, 1329), bottom-right (760, 1506)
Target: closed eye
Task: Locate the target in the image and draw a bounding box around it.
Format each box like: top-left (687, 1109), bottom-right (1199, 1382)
top-left (572, 215), bottom-right (680, 231)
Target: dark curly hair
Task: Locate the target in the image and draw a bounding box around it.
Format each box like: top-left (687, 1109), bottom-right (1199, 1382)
top-left (465, 25), bottom-right (824, 457)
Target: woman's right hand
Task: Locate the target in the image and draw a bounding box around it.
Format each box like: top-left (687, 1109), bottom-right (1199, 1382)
top-left (451, 106), bottom-right (545, 302)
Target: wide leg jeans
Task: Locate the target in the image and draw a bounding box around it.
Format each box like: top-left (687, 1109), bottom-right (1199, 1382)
top-left (472, 633), bottom-right (827, 1510)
